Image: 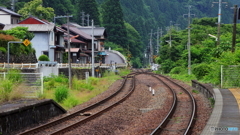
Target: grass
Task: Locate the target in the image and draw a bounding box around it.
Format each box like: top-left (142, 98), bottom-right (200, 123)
top-left (43, 68), bottom-right (128, 110)
top-left (192, 89), bottom-right (200, 94)
top-left (0, 68), bottom-right (130, 111)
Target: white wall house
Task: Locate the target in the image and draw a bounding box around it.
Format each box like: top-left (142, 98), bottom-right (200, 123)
top-left (0, 6), bottom-right (21, 24)
top-left (3, 24), bottom-right (65, 62)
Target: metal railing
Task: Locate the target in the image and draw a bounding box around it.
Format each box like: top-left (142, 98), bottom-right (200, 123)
top-left (0, 62), bottom-right (127, 69)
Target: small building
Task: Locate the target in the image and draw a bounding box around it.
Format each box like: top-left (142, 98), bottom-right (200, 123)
top-left (0, 6), bottom-right (21, 25)
top-left (4, 16), bottom-right (65, 62)
top-left (62, 23), bottom-right (107, 64)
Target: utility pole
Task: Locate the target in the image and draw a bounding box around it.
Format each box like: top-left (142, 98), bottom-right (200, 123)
top-left (212, 0), bottom-right (228, 45)
top-left (183, 5), bottom-right (195, 75)
top-left (232, 5), bottom-right (238, 53)
top-left (11, 0), bottom-right (15, 12)
top-left (81, 11), bottom-right (85, 26)
top-left (174, 23), bottom-right (180, 31)
top-left (149, 29), bottom-right (153, 64)
top-left (91, 20), bottom-right (95, 77)
top-left (156, 27), bottom-right (160, 54)
top-left (169, 21), bottom-right (173, 47)
top-left (86, 14), bottom-right (90, 26)
top-left (67, 15), bottom-right (73, 88)
top-left (154, 27), bottom-right (163, 55)
top-left (54, 15), bottom-right (73, 88)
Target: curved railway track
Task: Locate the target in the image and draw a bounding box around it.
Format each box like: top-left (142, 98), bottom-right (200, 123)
top-left (150, 73), bottom-right (196, 135)
top-left (19, 73), bottom-right (138, 135)
top-left (18, 71), bottom-right (197, 135)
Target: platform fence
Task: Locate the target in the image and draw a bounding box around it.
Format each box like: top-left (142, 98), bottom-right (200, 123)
top-left (221, 65), bottom-right (240, 88)
top-left (0, 72), bottom-right (43, 98)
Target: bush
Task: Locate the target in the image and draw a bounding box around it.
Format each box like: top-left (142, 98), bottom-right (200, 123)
top-left (170, 67), bottom-right (186, 74)
top-left (0, 47), bottom-right (6, 54)
top-left (54, 86), bottom-right (69, 103)
top-left (192, 63), bottom-right (211, 80)
top-left (38, 54), bottom-right (50, 61)
top-left (0, 79), bottom-right (13, 101)
top-left (63, 96), bottom-right (79, 109)
top-left (6, 69), bottom-right (22, 83)
top-left (89, 77), bottom-right (99, 85)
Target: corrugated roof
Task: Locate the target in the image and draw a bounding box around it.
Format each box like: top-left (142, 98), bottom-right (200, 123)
top-left (62, 25), bottom-right (93, 40)
top-left (0, 6), bottom-right (21, 17)
top-left (67, 22), bottom-right (106, 37)
top-left (79, 27), bottom-right (106, 36)
top-left (3, 24), bottom-right (55, 31)
top-left (18, 16), bottom-right (50, 24)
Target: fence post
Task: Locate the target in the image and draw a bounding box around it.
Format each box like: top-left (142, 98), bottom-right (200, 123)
top-left (41, 72), bottom-right (43, 95)
top-left (221, 65), bottom-right (223, 88)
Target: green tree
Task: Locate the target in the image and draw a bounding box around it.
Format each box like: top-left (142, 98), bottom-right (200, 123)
top-left (17, 0), bottom-right (55, 21)
top-left (0, 0), bottom-right (11, 7)
top-left (77, 0), bottom-right (100, 26)
top-left (1, 27), bottom-right (35, 56)
top-left (101, 0), bottom-right (127, 48)
top-left (42, 0), bottom-right (75, 24)
top-left (125, 22), bottom-right (143, 68)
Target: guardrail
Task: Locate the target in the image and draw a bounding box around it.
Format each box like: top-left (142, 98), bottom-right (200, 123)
top-left (192, 80), bottom-right (214, 99)
top-left (0, 63), bottom-right (38, 69)
top-left (0, 62), bottom-right (127, 69)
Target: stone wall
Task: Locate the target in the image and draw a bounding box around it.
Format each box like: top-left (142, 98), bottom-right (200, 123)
top-left (0, 54), bottom-right (37, 63)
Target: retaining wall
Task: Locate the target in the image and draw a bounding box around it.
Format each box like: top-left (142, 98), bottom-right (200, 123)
top-left (0, 99), bottom-right (66, 135)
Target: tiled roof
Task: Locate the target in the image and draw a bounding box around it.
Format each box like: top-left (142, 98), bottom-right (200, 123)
top-left (65, 48), bottom-right (80, 52)
top-left (0, 6), bottom-right (21, 17)
top-left (68, 22), bottom-right (106, 37)
top-left (64, 37), bottom-right (86, 44)
top-left (3, 24), bottom-right (55, 31)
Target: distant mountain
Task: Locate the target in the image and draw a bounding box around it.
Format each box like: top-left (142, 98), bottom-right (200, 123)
top-left (97, 0), bottom-right (235, 46)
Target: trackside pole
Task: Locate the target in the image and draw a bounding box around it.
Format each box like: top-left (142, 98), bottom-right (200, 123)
top-left (152, 89), bottom-right (155, 96)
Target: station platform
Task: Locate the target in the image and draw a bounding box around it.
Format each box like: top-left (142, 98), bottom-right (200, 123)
top-left (201, 88), bottom-right (240, 135)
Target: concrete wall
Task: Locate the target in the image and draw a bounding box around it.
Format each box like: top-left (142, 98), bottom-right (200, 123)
top-left (39, 66), bottom-right (59, 77)
top-left (31, 33), bottom-right (49, 60)
top-left (0, 99), bottom-right (66, 135)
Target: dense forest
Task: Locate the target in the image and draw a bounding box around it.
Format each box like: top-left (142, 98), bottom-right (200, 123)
top-left (0, 0), bottom-right (240, 74)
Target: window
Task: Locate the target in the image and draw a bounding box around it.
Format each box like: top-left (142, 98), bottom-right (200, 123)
top-left (43, 51), bottom-right (49, 57)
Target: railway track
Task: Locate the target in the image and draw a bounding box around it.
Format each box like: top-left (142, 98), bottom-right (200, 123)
top-left (150, 73), bottom-right (196, 135)
top-left (18, 71), bottom-right (197, 135)
top-left (19, 73), bottom-right (137, 135)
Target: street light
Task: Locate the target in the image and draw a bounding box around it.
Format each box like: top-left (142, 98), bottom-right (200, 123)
top-left (208, 34), bottom-right (218, 41)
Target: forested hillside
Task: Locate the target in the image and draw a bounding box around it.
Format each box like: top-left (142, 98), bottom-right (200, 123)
top-left (0, 0), bottom-right (239, 68)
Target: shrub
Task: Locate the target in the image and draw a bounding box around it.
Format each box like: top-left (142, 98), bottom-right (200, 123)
top-left (54, 86), bottom-right (69, 103)
top-left (63, 96), bottom-right (79, 109)
top-left (89, 77), bottom-right (99, 85)
top-left (170, 67), bottom-right (186, 74)
top-left (0, 47), bottom-right (6, 54)
top-left (192, 63), bottom-right (211, 80)
top-left (38, 54), bottom-right (50, 61)
top-left (0, 79), bottom-right (13, 101)
top-left (6, 69), bottom-right (22, 83)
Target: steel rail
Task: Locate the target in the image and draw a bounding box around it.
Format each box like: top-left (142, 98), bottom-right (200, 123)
top-left (19, 73), bottom-right (137, 135)
top-left (149, 74), bottom-right (177, 135)
top-left (149, 73), bottom-right (196, 135)
top-left (50, 73), bottom-right (137, 135)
